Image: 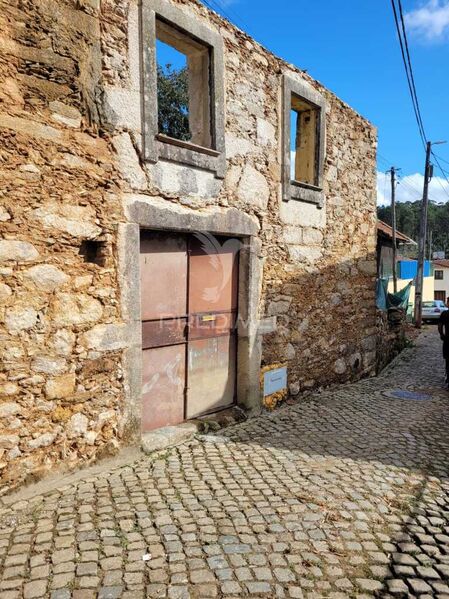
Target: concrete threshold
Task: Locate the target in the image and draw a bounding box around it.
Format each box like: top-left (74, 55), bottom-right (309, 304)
top-left (141, 422), bottom-right (199, 454)
top-left (141, 406), bottom-right (247, 454)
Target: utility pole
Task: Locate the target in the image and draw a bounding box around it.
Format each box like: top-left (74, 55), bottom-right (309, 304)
top-left (389, 167), bottom-right (398, 293)
top-left (414, 140), bottom-right (447, 327)
top-left (428, 229), bottom-right (433, 262)
top-left (414, 141), bottom-right (432, 328)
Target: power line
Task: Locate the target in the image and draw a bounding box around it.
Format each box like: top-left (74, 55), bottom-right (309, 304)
top-left (391, 1), bottom-right (449, 203)
top-left (378, 153), bottom-right (423, 198)
top-left (214, 0), bottom-right (250, 30)
top-left (397, 0), bottom-right (427, 145)
top-left (377, 154), bottom-right (392, 168)
top-left (397, 178), bottom-right (423, 199)
top-left (432, 155), bottom-right (449, 177)
top-left (380, 157), bottom-right (437, 205)
top-left (433, 153), bottom-right (449, 167)
top-left (380, 151), bottom-right (448, 203)
top-left (431, 152), bottom-right (449, 200)
top-left (201, 0), bottom-right (275, 57)
top-left (390, 0), bottom-right (427, 148)
top-left (201, 0), bottom-right (249, 34)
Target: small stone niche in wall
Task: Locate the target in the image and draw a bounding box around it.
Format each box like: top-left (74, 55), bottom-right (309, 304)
top-left (79, 240), bottom-right (108, 267)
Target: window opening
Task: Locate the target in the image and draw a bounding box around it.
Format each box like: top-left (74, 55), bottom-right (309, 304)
top-left (156, 19), bottom-right (212, 149)
top-left (290, 94), bottom-right (319, 186)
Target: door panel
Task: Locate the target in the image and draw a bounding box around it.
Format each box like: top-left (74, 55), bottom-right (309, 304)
top-left (188, 236), bottom-right (239, 313)
top-left (140, 232), bottom-right (187, 432)
top-left (140, 231), bottom-right (239, 430)
top-left (142, 318), bottom-right (188, 350)
top-left (186, 335), bottom-right (236, 419)
top-left (140, 233), bottom-right (187, 321)
top-left (142, 345), bottom-right (185, 431)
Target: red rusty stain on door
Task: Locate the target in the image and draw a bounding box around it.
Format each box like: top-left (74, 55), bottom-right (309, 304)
top-left (140, 231), bottom-right (239, 431)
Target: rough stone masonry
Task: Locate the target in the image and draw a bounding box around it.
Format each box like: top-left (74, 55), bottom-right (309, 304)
top-left (0, 0), bottom-right (377, 492)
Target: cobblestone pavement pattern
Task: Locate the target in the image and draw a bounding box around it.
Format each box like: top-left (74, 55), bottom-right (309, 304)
top-left (1, 328), bottom-right (449, 598)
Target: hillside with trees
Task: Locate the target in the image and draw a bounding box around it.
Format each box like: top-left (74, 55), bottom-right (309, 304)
top-left (378, 200), bottom-right (449, 258)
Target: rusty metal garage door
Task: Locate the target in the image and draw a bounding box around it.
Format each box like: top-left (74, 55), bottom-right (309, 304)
top-left (140, 231), bottom-right (239, 432)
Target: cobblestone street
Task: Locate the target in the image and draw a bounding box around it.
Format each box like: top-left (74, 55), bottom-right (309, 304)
top-left (1, 328), bottom-right (449, 598)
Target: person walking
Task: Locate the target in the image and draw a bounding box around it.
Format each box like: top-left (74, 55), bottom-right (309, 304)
top-left (438, 297), bottom-right (449, 388)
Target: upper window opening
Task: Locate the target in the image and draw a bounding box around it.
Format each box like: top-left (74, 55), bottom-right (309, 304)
top-left (156, 19), bottom-right (212, 149)
top-left (435, 269), bottom-right (444, 280)
top-left (290, 94), bottom-right (319, 187)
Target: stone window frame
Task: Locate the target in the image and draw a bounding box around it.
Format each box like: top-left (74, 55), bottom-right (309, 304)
top-left (282, 73), bottom-right (326, 206)
top-left (141, 0), bottom-right (226, 179)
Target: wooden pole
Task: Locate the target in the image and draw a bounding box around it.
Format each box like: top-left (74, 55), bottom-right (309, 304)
top-left (414, 141), bottom-right (432, 328)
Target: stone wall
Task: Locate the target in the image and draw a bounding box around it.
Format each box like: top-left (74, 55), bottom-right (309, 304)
top-left (0, 0), bottom-right (125, 492)
top-left (376, 309), bottom-right (407, 373)
top-left (0, 0), bottom-right (377, 491)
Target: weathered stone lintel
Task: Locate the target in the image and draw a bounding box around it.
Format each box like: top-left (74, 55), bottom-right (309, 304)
top-left (125, 194), bottom-right (260, 237)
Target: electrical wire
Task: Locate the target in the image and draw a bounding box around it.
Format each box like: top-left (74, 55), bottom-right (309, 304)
top-left (200, 0), bottom-right (274, 54)
top-left (433, 153), bottom-right (449, 167)
top-left (380, 171), bottom-right (388, 206)
top-left (390, 0), bottom-right (427, 148)
top-left (432, 154), bottom-right (449, 177)
top-left (201, 0), bottom-right (248, 33)
top-left (431, 152), bottom-right (449, 201)
top-left (378, 154), bottom-right (421, 199)
top-left (397, 179), bottom-right (422, 199)
top-left (391, 1), bottom-right (449, 204)
top-left (397, 0), bottom-right (428, 146)
top-left (378, 154), bottom-right (424, 198)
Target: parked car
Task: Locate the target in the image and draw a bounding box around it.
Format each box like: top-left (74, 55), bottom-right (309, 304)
top-left (422, 300), bottom-right (448, 322)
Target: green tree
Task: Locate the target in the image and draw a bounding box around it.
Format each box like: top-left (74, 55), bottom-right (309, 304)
top-left (157, 64), bottom-right (191, 141)
top-left (378, 200), bottom-right (449, 258)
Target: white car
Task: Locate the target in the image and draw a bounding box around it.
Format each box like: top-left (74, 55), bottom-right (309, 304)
top-left (422, 300), bottom-right (448, 322)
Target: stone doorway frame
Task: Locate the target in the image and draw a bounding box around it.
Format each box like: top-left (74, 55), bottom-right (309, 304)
top-left (118, 199), bottom-right (267, 442)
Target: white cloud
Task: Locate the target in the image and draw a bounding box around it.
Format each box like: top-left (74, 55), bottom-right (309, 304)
top-left (405, 0), bottom-right (449, 42)
top-left (377, 170), bottom-right (449, 206)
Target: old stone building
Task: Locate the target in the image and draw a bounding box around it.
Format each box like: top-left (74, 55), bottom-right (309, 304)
top-left (0, 0), bottom-right (377, 491)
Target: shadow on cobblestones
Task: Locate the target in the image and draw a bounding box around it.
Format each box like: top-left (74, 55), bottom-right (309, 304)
top-left (375, 472), bottom-right (449, 597)
top-left (1, 328), bottom-right (449, 598)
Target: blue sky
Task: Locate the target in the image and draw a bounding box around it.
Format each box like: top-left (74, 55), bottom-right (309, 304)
top-left (199, 0), bottom-right (449, 204)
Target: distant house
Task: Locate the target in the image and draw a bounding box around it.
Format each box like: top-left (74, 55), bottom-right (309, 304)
top-left (376, 220), bottom-right (416, 279)
top-left (395, 259), bottom-right (434, 309)
top-left (433, 260), bottom-right (449, 302)
top-left (376, 221), bottom-right (435, 310)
